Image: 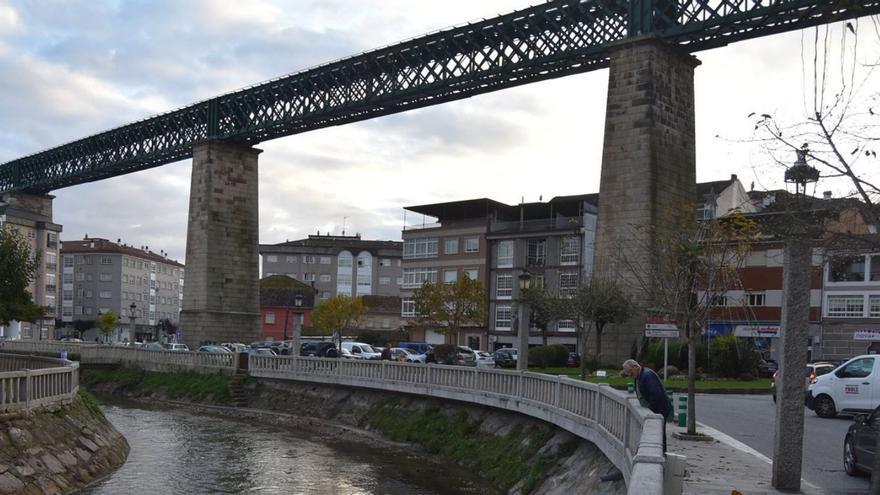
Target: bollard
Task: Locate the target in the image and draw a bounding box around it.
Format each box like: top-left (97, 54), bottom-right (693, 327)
top-left (677, 395), bottom-right (687, 427)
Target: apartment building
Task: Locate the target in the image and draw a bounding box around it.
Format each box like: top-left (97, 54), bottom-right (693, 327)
top-left (0, 192), bottom-right (62, 341)
top-left (60, 237), bottom-right (184, 342)
top-left (401, 199), bottom-right (500, 347)
top-left (486, 195), bottom-right (598, 351)
top-left (259, 234), bottom-right (402, 302)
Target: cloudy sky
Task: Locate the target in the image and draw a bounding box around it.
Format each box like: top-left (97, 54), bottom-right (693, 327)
top-left (0, 1), bottom-right (877, 262)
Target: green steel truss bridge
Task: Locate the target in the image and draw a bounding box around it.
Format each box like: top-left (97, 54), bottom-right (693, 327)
top-left (1, 0), bottom-right (878, 193)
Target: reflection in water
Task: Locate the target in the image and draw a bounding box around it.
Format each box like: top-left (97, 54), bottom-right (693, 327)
top-left (81, 401), bottom-right (473, 495)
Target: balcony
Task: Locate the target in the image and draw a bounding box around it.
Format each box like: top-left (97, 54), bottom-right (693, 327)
top-left (45, 284), bottom-right (57, 293)
top-left (489, 217), bottom-right (584, 234)
top-left (45, 263), bottom-right (57, 272)
top-left (403, 222), bottom-right (441, 231)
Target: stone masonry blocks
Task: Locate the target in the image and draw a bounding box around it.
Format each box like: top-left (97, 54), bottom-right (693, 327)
top-left (593, 39), bottom-right (700, 365)
top-left (179, 140), bottom-right (262, 349)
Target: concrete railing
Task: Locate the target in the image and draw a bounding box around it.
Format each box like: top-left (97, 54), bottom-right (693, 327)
top-left (248, 356), bottom-right (666, 495)
top-left (0, 341), bottom-right (236, 374)
top-left (0, 353), bottom-right (79, 414)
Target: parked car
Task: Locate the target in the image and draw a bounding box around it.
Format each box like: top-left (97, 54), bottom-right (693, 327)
top-left (300, 342), bottom-right (339, 358)
top-left (59, 337), bottom-right (83, 343)
top-left (143, 342), bottom-right (164, 350)
top-left (772, 362), bottom-right (836, 402)
top-left (567, 352), bottom-right (581, 368)
top-left (221, 342), bottom-right (249, 353)
top-left (251, 347), bottom-right (277, 356)
top-left (453, 346), bottom-right (477, 367)
top-left (757, 358), bottom-right (778, 378)
top-left (163, 343), bottom-right (190, 352)
top-left (493, 348), bottom-right (518, 368)
top-left (198, 345), bottom-right (231, 353)
top-left (390, 347), bottom-right (424, 363)
top-left (474, 351), bottom-right (495, 368)
top-left (340, 342), bottom-right (382, 360)
top-left (845, 405), bottom-right (880, 476)
top-left (808, 355), bottom-right (879, 418)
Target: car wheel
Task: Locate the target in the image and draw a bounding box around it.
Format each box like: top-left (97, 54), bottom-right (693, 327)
top-left (844, 434), bottom-right (862, 476)
top-left (814, 395), bottom-right (837, 418)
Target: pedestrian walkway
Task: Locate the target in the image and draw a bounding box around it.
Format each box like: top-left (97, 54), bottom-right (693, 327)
top-left (668, 423), bottom-right (827, 495)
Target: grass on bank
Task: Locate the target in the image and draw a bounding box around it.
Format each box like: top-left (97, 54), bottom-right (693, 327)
top-left (81, 366), bottom-right (231, 402)
top-left (529, 366), bottom-right (772, 391)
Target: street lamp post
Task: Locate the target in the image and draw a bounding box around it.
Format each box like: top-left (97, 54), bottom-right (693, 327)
top-left (292, 293), bottom-right (303, 359)
top-left (771, 150), bottom-right (820, 491)
top-left (129, 302), bottom-right (137, 342)
top-left (517, 271), bottom-right (532, 371)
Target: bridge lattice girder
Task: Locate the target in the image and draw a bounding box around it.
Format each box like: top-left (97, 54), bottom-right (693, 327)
top-left (2, 0), bottom-right (879, 193)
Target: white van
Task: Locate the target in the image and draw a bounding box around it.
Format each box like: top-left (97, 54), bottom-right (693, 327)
top-left (808, 355), bottom-right (879, 418)
top-left (340, 342), bottom-right (382, 360)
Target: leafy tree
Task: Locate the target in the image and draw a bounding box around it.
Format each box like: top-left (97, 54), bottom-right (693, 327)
top-left (311, 295), bottom-right (366, 348)
top-left (0, 228), bottom-right (43, 326)
top-left (97, 310), bottom-right (119, 341)
top-left (565, 278), bottom-right (635, 378)
top-left (521, 287), bottom-right (566, 346)
top-left (616, 204), bottom-right (759, 434)
top-left (412, 276), bottom-right (486, 339)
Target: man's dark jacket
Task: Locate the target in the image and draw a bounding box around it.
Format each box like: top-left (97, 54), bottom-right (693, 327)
top-left (635, 367), bottom-right (670, 417)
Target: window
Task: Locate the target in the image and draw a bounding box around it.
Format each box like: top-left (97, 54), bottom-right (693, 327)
top-left (286, 256), bottom-right (296, 263)
top-left (526, 239), bottom-right (546, 267)
top-left (402, 268), bottom-right (437, 288)
top-left (62, 307), bottom-right (73, 318)
top-left (62, 273), bottom-right (73, 284)
top-left (321, 291), bottom-right (330, 300)
top-left (63, 256), bottom-right (74, 268)
top-left (826, 295), bottom-right (864, 317)
top-left (357, 274), bottom-right (371, 287)
top-left (533, 275), bottom-right (545, 290)
top-left (99, 273), bottom-right (113, 282)
top-left (696, 202), bottom-right (715, 220)
top-left (401, 298), bottom-right (416, 317)
top-left (304, 255), bottom-right (316, 264)
top-left (63, 290), bottom-right (73, 301)
top-left (320, 274), bottom-right (332, 282)
top-left (266, 255), bottom-right (278, 263)
top-left (99, 291), bottom-right (112, 299)
top-left (320, 256), bottom-right (331, 265)
top-left (101, 256), bottom-right (113, 265)
top-left (85, 307), bottom-right (93, 315)
top-left (497, 241), bottom-right (513, 268)
top-left (559, 272), bottom-right (579, 297)
top-left (467, 336), bottom-right (481, 350)
top-left (464, 237), bottom-right (479, 253)
top-left (403, 238), bottom-right (438, 259)
top-left (836, 358), bottom-right (875, 378)
top-left (871, 255), bottom-right (880, 281)
top-left (747, 293), bottom-right (765, 306)
top-left (871, 296), bottom-right (880, 317)
top-left (85, 290), bottom-right (94, 299)
top-left (304, 273), bottom-right (317, 282)
top-left (444, 238), bottom-right (459, 255)
top-left (444, 270), bottom-right (458, 284)
top-left (265, 312), bottom-right (275, 324)
top-left (557, 320), bottom-right (576, 332)
top-left (338, 252), bottom-right (353, 267)
top-left (560, 236), bottom-right (580, 265)
top-left (396, 277), bottom-right (403, 285)
top-left (709, 295), bottom-right (728, 307)
top-left (379, 258), bottom-right (392, 267)
top-left (464, 268), bottom-right (478, 281)
top-left (85, 273), bottom-right (93, 282)
top-left (829, 255), bottom-right (866, 282)
top-left (75, 288), bottom-right (83, 297)
top-left (496, 273), bottom-right (513, 298)
top-left (379, 276), bottom-right (391, 285)
top-left (495, 305), bottom-right (512, 330)
top-left (75, 272), bottom-right (85, 282)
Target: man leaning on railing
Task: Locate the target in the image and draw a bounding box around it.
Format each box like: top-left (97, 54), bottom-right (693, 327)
top-left (622, 359), bottom-right (671, 453)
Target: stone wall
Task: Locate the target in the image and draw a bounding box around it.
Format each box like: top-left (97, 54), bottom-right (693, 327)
top-left (0, 392), bottom-right (128, 494)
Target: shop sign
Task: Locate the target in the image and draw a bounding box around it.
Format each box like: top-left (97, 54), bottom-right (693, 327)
top-left (854, 329), bottom-right (880, 341)
top-left (645, 315), bottom-right (678, 331)
top-left (733, 325), bottom-right (780, 338)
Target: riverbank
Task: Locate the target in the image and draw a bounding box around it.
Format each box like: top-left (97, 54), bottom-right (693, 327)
top-left (81, 366), bottom-right (626, 495)
top-left (0, 390), bottom-right (129, 495)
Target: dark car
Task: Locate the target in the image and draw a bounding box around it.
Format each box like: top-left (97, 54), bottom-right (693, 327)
top-left (493, 348), bottom-right (518, 368)
top-left (844, 405), bottom-right (880, 476)
top-left (757, 359), bottom-right (778, 378)
top-left (567, 352), bottom-right (581, 368)
top-left (300, 342), bottom-right (339, 358)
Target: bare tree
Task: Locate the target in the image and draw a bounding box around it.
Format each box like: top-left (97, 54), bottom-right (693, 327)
top-left (616, 204), bottom-right (759, 435)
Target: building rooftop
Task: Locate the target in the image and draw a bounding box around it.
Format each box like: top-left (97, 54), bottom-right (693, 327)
top-left (261, 233), bottom-right (401, 252)
top-left (61, 237), bottom-right (184, 267)
top-left (259, 275), bottom-right (317, 307)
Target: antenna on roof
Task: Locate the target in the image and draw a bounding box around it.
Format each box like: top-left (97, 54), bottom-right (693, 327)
top-left (342, 216), bottom-right (347, 236)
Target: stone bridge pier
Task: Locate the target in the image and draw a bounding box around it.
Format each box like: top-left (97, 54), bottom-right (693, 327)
top-left (179, 140), bottom-right (262, 349)
top-left (593, 39), bottom-right (700, 363)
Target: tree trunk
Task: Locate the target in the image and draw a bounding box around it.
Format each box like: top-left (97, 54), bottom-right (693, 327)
top-left (687, 324), bottom-right (697, 435)
top-left (579, 323), bottom-right (590, 380)
top-left (542, 327), bottom-right (548, 347)
top-left (595, 324), bottom-right (603, 367)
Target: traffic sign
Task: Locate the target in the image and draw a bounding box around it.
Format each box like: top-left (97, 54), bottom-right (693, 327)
top-left (645, 329), bottom-right (680, 338)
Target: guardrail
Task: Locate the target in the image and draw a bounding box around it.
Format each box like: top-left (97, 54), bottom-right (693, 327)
top-left (0, 353), bottom-right (79, 414)
top-left (248, 356), bottom-right (666, 495)
top-left (0, 341), bottom-right (236, 374)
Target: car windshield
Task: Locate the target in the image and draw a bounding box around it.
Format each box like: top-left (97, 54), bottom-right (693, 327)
top-left (477, 351), bottom-right (491, 358)
top-left (359, 345), bottom-right (376, 353)
top-left (397, 348), bottom-right (413, 355)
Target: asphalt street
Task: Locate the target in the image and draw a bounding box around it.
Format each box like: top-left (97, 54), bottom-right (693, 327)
top-left (695, 394), bottom-right (869, 494)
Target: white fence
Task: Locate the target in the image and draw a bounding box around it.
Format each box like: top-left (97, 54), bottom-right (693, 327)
top-left (0, 353), bottom-right (79, 414)
top-left (249, 356), bottom-right (666, 495)
top-left (0, 340), bottom-right (666, 494)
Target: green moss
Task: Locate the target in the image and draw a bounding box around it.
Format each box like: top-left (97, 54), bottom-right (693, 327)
top-left (80, 366), bottom-right (230, 402)
top-left (77, 388), bottom-right (104, 417)
top-left (366, 404), bottom-right (565, 494)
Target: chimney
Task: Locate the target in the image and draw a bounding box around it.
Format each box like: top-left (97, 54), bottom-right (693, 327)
top-left (117, 238), bottom-right (121, 243)
top-left (731, 173), bottom-right (738, 181)
top-left (823, 191), bottom-right (833, 200)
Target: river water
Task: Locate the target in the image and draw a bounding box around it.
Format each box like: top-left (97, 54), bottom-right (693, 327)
top-left (80, 400), bottom-right (486, 495)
